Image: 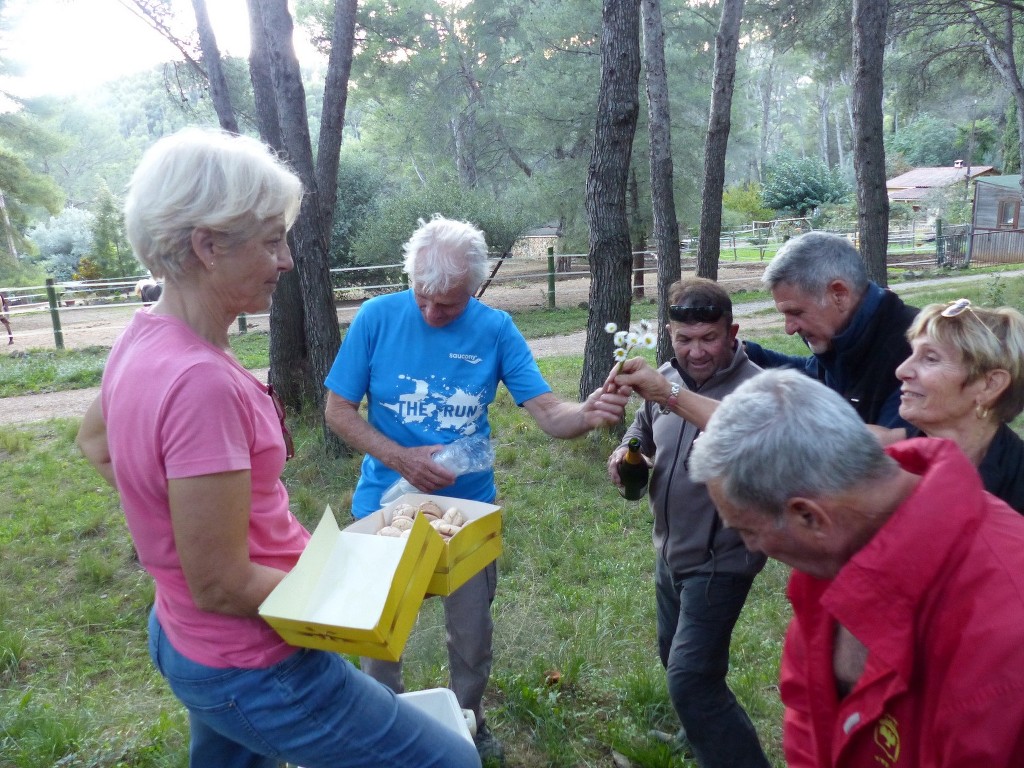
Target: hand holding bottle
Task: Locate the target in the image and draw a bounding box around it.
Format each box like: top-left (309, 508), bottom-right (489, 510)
top-left (608, 437), bottom-right (650, 500)
top-left (381, 435), bottom-right (496, 505)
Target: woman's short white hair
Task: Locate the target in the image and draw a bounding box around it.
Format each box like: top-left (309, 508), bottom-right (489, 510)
top-left (124, 128), bottom-right (303, 278)
top-left (402, 214), bottom-right (489, 295)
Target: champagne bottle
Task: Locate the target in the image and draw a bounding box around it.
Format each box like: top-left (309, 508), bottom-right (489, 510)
top-left (618, 437), bottom-right (649, 500)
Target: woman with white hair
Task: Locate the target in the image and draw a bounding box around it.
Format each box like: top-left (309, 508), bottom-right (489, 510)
top-left (76, 129), bottom-right (480, 768)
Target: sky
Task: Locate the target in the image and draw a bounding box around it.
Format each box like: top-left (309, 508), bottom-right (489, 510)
top-left (1, 0), bottom-right (307, 99)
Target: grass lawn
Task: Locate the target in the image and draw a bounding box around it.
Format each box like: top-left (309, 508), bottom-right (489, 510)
top-left (2, 271), bottom-right (1023, 766)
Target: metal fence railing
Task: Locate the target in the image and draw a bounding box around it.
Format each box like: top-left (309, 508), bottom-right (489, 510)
top-left (968, 228), bottom-right (1024, 266)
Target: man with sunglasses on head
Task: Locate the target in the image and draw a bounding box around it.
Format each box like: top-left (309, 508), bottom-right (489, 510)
top-left (743, 231), bottom-right (918, 428)
top-left (606, 277), bottom-right (770, 768)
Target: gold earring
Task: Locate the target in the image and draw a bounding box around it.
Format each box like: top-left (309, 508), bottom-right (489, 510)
top-left (976, 403), bottom-right (990, 420)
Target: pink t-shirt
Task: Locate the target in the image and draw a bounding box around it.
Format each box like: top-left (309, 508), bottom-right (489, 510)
top-left (102, 311), bottom-right (309, 668)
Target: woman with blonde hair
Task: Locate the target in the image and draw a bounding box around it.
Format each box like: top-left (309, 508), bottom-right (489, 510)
top-left (890, 298), bottom-right (1024, 512)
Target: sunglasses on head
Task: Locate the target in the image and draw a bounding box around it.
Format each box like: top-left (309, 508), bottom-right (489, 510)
top-left (939, 297), bottom-right (1001, 344)
top-left (668, 304), bottom-right (725, 324)
top-left (940, 298), bottom-right (976, 318)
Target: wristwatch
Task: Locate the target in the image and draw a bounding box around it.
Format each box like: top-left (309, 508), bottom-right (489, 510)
top-left (660, 382), bottom-right (681, 414)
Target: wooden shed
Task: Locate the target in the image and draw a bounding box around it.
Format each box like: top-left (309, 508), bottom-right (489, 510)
top-left (969, 176), bottom-right (1024, 264)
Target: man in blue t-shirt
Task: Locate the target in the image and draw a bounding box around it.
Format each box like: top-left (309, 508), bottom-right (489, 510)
top-left (324, 214), bottom-right (627, 766)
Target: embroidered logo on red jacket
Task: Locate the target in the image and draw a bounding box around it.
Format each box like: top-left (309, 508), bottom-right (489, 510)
top-left (873, 714), bottom-right (901, 765)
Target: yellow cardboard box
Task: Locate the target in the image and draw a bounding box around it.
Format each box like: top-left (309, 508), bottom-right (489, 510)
top-left (259, 506), bottom-right (443, 661)
top-left (345, 493), bottom-right (503, 597)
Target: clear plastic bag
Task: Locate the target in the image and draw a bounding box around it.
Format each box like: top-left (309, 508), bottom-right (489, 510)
top-left (379, 434), bottom-right (496, 505)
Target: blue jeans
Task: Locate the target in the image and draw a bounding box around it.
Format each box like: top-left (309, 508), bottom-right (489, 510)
top-left (655, 557), bottom-right (770, 768)
top-left (361, 560), bottom-right (496, 727)
top-left (148, 609), bottom-right (480, 768)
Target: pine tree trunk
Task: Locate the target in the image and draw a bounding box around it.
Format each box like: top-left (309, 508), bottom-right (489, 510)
top-left (190, 0), bottom-right (239, 134)
top-left (316, 0), bottom-right (357, 232)
top-left (852, 0), bottom-right (890, 287)
top-left (696, 0), bottom-right (744, 282)
top-left (250, 0), bottom-right (345, 456)
top-left (641, 0), bottom-right (681, 366)
top-left (582, 0), bottom-right (641, 401)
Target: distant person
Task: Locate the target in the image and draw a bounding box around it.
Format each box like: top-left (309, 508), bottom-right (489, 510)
top-left (606, 277), bottom-right (769, 768)
top-left (134, 277), bottom-right (163, 306)
top-left (141, 281), bottom-right (163, 304)
top-left (324, 214), bottom-right (630, 766)
top-left (688, 369), bottom-right (1024, 768)
top-left (743, 231), bottom-right (918, 427)
top-left (873, 298), bottom-right (1024, 512)
top-left (0, 292), bottom-right (12, 344)
top-left (76, 128), bottom-right (481, 768)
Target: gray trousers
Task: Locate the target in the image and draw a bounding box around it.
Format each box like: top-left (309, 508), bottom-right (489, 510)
top-left (361, 561), bottom-right (497, 727)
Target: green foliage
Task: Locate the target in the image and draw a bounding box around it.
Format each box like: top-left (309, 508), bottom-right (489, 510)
top-left (955, 116), bottom-right (998, 165)
top-left (329, 147), bottom-right (389, 269)
top-left (888, 202), bottom-right (919, 227)
top-left (350, 181), bottom-right (533, 264)
top-left (921, 185), bottom-right (973, 226)
top-left (0, 112), bottom-right (65, 261)
top-left (26, 207), bottom-right (95, 280)
top-left (761, 155), bottom-right (850, 216)
top-left (984, 275), bottom-right (1007, 307)
top-left (0, 347), bottom-right (109, 397)
top-left (229, 331), bottom-right (271, 370)
top-left (722, 181), bottom-right (775, 225)
top-left (0, 333), bottom-right (268, 398)
top-left (1003, 100), bottom-right (1020, 175)
top-left (886, 114), bottom-right (959, 168)
top-left (809, 201), bottom-right (858, 231)
top-left (87, 183), bottom-right (138, 279)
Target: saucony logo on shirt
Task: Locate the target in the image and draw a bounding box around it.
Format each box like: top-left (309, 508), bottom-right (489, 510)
top-left (450, 353), bottom-right (482, 364)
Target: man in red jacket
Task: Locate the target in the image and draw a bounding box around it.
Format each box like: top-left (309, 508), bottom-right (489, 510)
top-left (688, 368), bottom-right (1024, 767)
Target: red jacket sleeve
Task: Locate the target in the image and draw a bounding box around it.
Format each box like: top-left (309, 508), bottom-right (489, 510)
top-left (780, 616), bottom-right (820, 768)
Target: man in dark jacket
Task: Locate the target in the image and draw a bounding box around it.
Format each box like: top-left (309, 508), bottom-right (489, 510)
top-left (743, 231), bottom-right (917, 427)
top-left (607, 277), bottom-right (769, 768)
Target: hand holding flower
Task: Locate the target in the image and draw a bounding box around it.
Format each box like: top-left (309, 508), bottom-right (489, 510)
top-left (605, 319), bottom-right (658, 374)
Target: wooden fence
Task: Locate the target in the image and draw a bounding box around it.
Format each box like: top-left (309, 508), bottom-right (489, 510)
top-left (1, 226), bottom-right (997, 351)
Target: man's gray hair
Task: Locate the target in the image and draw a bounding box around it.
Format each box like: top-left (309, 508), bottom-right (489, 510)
top-left (762, 232), bottom-right (869, 299)
top-left (688, 369), bottom-right (896, 517)
top-left (402, 215), bottom-right (489, 295)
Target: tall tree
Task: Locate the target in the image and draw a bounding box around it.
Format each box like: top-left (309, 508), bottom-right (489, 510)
top-left (581, 0), bottom-right (642, 400)
top-left (696, 0), bottom-right (745, 281)
top-left (852, 0), bottom-right (890, 286)
top-left (190, 0), bottom-right (240, 133)
top-left (0, 114), bottom-right (64, 269)
top-left (90, 182), bottom-right (137, 278)
top-left (248, 0), bottom-right (345, 454)
top-left (124, 2), bottom-right (353, 454)
top-left (641, 0), bottom-right (681, 365)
